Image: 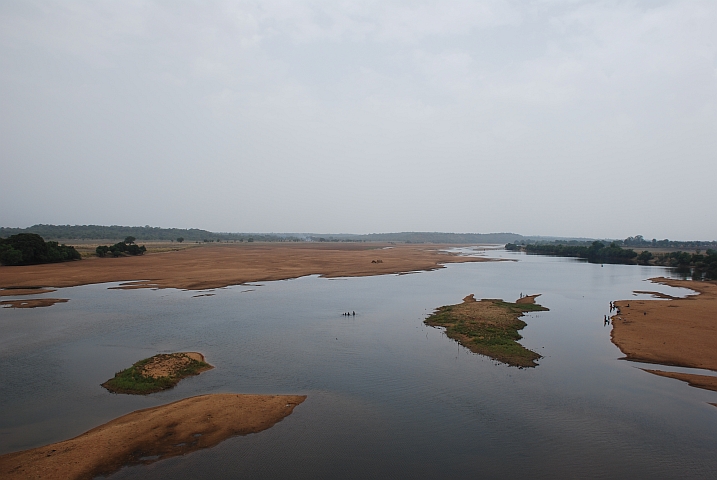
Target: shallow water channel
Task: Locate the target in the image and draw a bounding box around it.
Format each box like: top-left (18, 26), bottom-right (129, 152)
top-left (1, 249), bottom-right (716, 478)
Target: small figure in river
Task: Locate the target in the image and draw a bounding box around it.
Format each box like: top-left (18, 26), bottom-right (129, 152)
top-left (353, 311), bottom-right (355, 316)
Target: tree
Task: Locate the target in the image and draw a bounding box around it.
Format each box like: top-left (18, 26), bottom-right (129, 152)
top-left (0, 245), bottom-right (23, 265)
top-left (636, 251), bottom-right (653, 265)
top-left (0, 233), bottom-right (80, 265)
top-left (177, 237), bottom-right (184, 243)
top-left (124, 236), bottom-right (136, 245)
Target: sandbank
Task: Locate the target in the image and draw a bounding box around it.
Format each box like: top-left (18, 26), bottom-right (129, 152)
top-left (0, 298), bottom-right (68, 309)
top-left (0, 243), bottom-right (491, 291)
top-left (611, 277), bottom-right (717, 371)
top-left (0, 288), bottom-right (56, 296)
top-left (642, 369), bottom-right (717, 393)
top-left (0, 393), bottom-right (306, 480)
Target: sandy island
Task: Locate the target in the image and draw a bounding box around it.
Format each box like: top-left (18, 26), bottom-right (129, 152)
top-left (0, 243), bottom-right (491, 291)
top-left (0, 393), bottom-right (306, 480)
top-left (611, 277), bottom-right (717, 394)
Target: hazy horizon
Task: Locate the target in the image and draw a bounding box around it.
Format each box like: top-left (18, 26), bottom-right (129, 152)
top-left (2, 1), bottom-right (716, 239)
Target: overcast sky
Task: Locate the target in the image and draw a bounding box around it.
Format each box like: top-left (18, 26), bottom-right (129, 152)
top-left (1, 1), bottom-right (715, 239)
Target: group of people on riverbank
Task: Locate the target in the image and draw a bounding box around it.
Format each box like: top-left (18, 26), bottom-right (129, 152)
top-left (604, 301), bottom-right (618, 326)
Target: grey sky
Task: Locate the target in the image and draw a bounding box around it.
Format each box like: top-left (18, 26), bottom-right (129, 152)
top-left (1, 1), bottom-right (715, 239)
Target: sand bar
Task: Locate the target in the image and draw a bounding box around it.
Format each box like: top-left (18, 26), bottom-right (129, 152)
top-left (611, 277), bottom-right (717, 371)
top-left (0, 288), bottom-right (56, 296)
top-left (642, 369), bottom-right (717, 393)
top-left (0, 393), bottom-right (306, 480)
top-left (0, 243), bottom-right (491, 291)
top-left (0, 298), bottom-right (68, 308)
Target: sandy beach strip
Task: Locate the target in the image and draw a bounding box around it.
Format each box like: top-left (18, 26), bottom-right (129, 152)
top-left (611, 277), bottom-right (717, 371)
top-left (0, 288), bottom-right (57, 296)
top-left (0, 243), bottom-right (491, 291)
top-left (0, 393), bottom-right (306, 480)
top-left (642, 369), bottom-right (717, 393)
top-left (0, 298), bottom-right (68, 308)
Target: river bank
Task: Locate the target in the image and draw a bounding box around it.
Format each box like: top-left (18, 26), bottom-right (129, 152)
top-left (611, 277), bottom-right (717, 393)
top-left (0, 243), bottom-right (491, 291)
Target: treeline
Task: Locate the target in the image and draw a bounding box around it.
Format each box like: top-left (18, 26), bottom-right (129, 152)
top-left (0, 225), bottom-right (302, 243)
top-left (622, 235), bottom-right (717, 249)
top-left (653, 250), bottom-right (717, 280)
top-left (311, 232), bottom-right (527, 244)
top-left (509, 235), bottom-right (717, 250)
top-left (0, 233), bottom-right (81, 266)
top-left (506, 242), bottom-right (717, 279)
top-left (0, 226), bottom-right (534, 244)
top-left (509, 241), bottom-right (639, 264)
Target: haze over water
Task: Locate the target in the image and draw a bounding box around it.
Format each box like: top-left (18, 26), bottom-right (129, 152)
top-left (1, 249), bottom-right (716, 478)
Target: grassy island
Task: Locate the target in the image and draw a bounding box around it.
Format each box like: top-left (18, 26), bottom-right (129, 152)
top-left (102, 352), bottom-right (213, 395)
top-left (425, 294), bottom-right (549, 367)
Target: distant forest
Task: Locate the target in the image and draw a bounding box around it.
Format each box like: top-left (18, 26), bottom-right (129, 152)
top-left (0, 226), bottom-right (531, 244)
top-left (1, 226), bottom-right (715, 248)
top-left (0, 225), bottom-right (302, 243)
top-left (509, 235), bottom-right (717, 250)
top-left (310, 232), bottom-right (528, 244)
top-left (506, 241), bottom-right (717, 279)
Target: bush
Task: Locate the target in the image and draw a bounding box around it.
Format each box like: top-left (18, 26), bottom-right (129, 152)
top-left (96, 239), bottom-right (147, 258)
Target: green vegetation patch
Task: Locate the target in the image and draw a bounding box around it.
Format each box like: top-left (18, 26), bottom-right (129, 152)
top-left (102, 353), bottom-right (213, 395)
top-left (425, 295), bottom-right (548, 368)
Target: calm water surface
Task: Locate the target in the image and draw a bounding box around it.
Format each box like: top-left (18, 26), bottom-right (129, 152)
top-left (1, 249), bottom-right (716, 479)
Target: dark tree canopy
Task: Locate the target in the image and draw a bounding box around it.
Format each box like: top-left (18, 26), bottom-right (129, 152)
top-left (96, 238), bottom-right (147, 258)
top-left (0, 233), bottom-right (81, 266)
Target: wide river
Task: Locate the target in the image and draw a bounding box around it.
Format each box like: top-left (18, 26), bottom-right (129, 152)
top-left (1, 248), bottom-right (717, 478)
